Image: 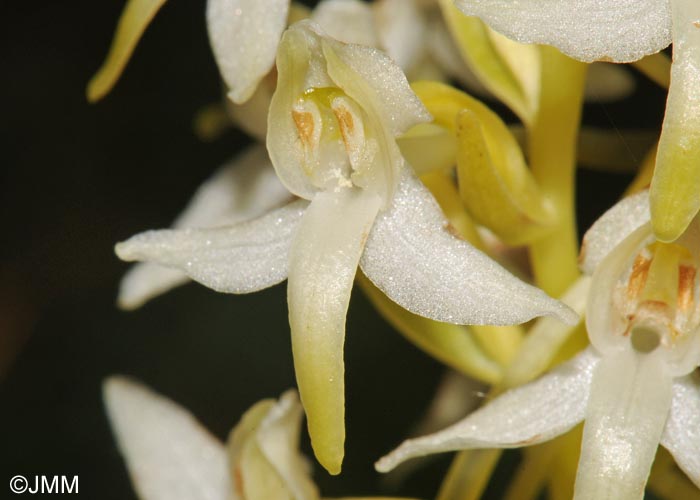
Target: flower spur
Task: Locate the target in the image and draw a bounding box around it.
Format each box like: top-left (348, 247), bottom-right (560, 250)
top-left (115, 21), bottom-right (576, 474)
top-left (377, 191), bottom-right (700, 499)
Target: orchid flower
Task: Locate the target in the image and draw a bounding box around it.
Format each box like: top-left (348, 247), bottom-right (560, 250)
top-left (103, 377), bottom-right (418, 500)
top-left (115, 20), bottom-right (576, 474)
top-left (455, 0), bottom-right (700, 242)
top-left (377, 191), bottom-right (700, 499)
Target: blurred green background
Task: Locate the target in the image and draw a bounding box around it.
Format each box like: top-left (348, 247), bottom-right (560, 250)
top-left (1, 1), bottom-right (667, 498)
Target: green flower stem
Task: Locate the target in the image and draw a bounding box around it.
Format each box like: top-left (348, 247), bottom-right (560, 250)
top-left (528, 47), bottom-right (587, 297)
top-left (436, 449), bottom-right (502, 500)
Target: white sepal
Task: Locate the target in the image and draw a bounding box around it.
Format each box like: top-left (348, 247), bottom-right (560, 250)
top-left (579, 191), bottom-right (650, 275)
top-left (374, 0), bottom-right (427, 71)
top-left (455, 0), bottom-right (671, 63)
top-left (103, 377), bottom-right (229, 500)
top-left (118, 146), bottom-right (292, 309)
top-left (115, 200), bottom-right (309, 294)
top-left (376, 348), bottom-right (599, 472)
top-left (288, 187), bottom-right (382, 475)
top-left (206, 0), bottom-right (289, 103)
top-left (311, 0), bottom-right (378, 47)
top-left (360, 170), bottom-right (579, 326)
top-left (660, 374), bottom-right (700, 489)
top-left (574, 349), bottom-right (673, 500)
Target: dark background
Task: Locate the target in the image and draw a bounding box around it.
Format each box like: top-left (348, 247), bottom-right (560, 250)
top-left (1, 1), bottom-right (666, 499)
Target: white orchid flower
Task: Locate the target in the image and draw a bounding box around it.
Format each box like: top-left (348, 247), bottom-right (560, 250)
top-left (116, 21), bottom-right (576, 475)
top-left (104, 378), bottom-right (417, 500)
top-left (454, 0), bottom-right (700, 242)
top-left (377, 191), bottom-right (700, 499)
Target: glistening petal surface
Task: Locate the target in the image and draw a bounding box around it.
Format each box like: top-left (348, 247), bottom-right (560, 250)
top-left (321, 24), bottom-right (431, 137)
top-left (360, 171), bottom-right (578, 326)
top-left (375, 348), bottom-right (599, 472)
top-left (206, 0), bottom-right (289, 103)
top-left (288, 188), bottom-right (382, 475)
top-left (660, 375), bottom-right (700, 489)
top-left (455, 0), bottom-right (671, 63)
top-left (103, 377), bottom-right (229, 500)
top-left (115, 200), bottom-right (309, 294)
top-left (118, 146), bottom-right (292, 309)
top-left (574, 349), bottom-right (672, 499)
top-left (579, 191), bottom-right (650, 275)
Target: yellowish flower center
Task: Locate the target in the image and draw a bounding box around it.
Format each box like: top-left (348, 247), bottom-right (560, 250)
top-left (616, 241), bottom-right (700, 356)
top-left (292, 87), bottom-right (378, 191)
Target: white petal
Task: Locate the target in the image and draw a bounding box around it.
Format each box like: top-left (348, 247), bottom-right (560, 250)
top-left (455, 0), bottom-right (671, 63)
top-left (206, 0), bottom-right (289, 103)
top-left (256, 390), bottom-right (320, 500)
top-left (311, 0), bottom-right (379, 47)
top-left (316, 22), bottom-right (431, 136)
top-left (374, 0), bottom-right (427, 71)
top-left (585, 224), bottom-right (653, 353)
top-left (103, 376), bottom-right (229, 500)
top-left (267, 22), bottom-right (333, 200)
top-left (118, 146), bottom-right (293, 309)
top-left (288, 187), bottom-right (382, 474)
top-left (115, 200), bottom-right (308, 294)
top-left (375, 348), bottom-right (599, 472)
top-left (175, 146), bottom-right (292, 229)
top-left (574, 349), bottom-right (672, 499)
top-left (660, 375), bottom-right (700, 489)
top-left (579, 191), bottom-right (650, 275)
top-left (360, 170), bottom-right (578, 326)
